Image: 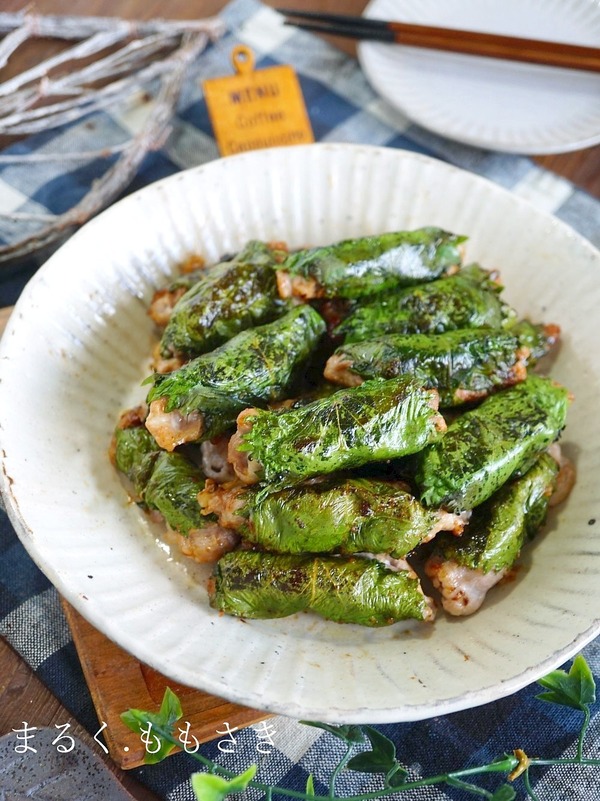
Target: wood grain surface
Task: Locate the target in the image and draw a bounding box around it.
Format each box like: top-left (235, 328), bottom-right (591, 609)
top-left (0, 640), bottom-right (162, 800)
top-left (62, 601), bottom-right (267, 770)
top-left (0, 302), bottom-right (265, 775)
top-left (0, 2), bottom-right (598, 798)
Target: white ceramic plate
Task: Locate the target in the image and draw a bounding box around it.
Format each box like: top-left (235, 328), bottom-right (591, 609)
top-left (358, 0), bottom-right (600, 154)
top-left (1, 144), bottom-right (599, 723)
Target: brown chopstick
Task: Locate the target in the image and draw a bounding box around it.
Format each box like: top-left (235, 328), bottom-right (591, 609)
top-left (278, 9), bottom-right (600, 73)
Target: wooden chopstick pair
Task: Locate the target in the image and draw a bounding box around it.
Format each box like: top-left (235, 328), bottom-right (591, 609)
top-left (277, 8), bottom-right (600, 73)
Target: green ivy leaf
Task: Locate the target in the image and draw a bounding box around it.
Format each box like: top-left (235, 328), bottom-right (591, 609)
top-left (120, 709), bottom-right (176, 764)
top-left (347, 727), bottom-right (398, 775)
top-left (120, 687), bottom-right (183, 764)
top-left (190, 765), bottom-right (257, 801)
top-left (536, 655), bottom-right (596, 711)
top-left (305, 774), bottom-right (315, 796)
top-left (159, 686), bottom-right (184, 723)
top-left (387, 765), bottom-right (409, 787)
top-left (347, 751), bottom-right (390, 774)
top-left (300, 721), bottom-right (365, 744)
top-left (491, 784), bottom-right (517, 801)
top-left (365, 727), bottom-right (396, 764)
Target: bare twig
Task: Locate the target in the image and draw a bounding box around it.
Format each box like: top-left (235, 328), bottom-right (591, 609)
top-left (0, 143), bottom-right (127, 163)
top-left (0, 20), bottom-right (32, 69)
top-left (0, 43), bottom-right (183, 134)
top-left (0, 33), bottom-right (208, 262)
top-left (0, 31), bottom-right (180, 116)
top-left (0, 11), bottom-right (226, 264)
top-left (0, 11), bottom-right (226, 40)
top-left (0, 29), bottom-right (133, 97)
top-left (3, 212), bottom-right (58, 221)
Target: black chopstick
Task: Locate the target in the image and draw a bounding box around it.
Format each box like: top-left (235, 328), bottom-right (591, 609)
top-left (277, 10), bottom-right (391, 31)
top-left (285, 20), bottom-right (395, 43)
top-left (277, 8), bottom-right (600, 73)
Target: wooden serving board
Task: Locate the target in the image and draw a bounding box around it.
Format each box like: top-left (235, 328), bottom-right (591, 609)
top-left (61, 601), bottom-right (267, 769)
top-left (0, 308), bottom-right (265, 770)
top-left (0, 304), bottom-right (13, 334)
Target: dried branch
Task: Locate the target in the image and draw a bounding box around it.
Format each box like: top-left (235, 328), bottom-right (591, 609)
top-left (0, 143), bottom-right (127, 163)
top-left (0, 29), bottom-right (135, 98)
top-left (0, 31), bottom-right (180, 115)
top-left (0, 11), bottom-right (226, 40)
top-left (0, 11), bottom-right (226, 264)
top-left (0, 41), bottom-right (184, 134)
top-left (0, 33), bottom-right (208, 262)
top-left (0, 21), bottom-right (31, 69)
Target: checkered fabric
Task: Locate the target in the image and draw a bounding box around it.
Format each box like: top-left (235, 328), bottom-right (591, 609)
top-left (1, 1), bottom-right (599, 799)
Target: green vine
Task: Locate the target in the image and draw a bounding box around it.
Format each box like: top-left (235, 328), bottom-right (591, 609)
top-left (121, 654), bottom-right (598, 801)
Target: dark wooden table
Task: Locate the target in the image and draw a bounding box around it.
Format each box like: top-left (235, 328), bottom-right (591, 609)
top-left (0, 2), bottom-right (598, 798)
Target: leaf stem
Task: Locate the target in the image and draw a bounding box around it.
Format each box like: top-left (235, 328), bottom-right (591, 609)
top-left (146, 722), bottom-right (519, 801)
top-left (528, 757), bottom-right (600, 768)
top-left (523, 769), bottom-right (540, 801)
top-left (445, 775), bottom-right (493, 798)
top-left (143, 718), bottom-right (600, 801)
top-left (330, 743), bottom-right (354, 797)
top-left (124, 654), bottom-right (599, 801)
top-left (577, 706), bottom-right (591, 761)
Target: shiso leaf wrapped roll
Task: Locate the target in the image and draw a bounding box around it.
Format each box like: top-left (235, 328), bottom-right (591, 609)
top-left (148, 260), bottom-right (208, 327)
top-left (209, 552), bottom-right (435, 625)
top-left (276, 227), bottom-right (465, 300)
top-left (325, 328), bottom-right (529, 406)
top-left (142, 451), bottom-right (239, 563)
top-left (160, 240), bottom-right (286, 357)
top-left (416, 375), bottom-right (570, 511)
top-left (199, 477), bottom-right (465, 557)
top-left (145, 304), bottom-right (326, 451)
top-left (112, 415), bottom-right (217, 532)
top-left (113, 417), bottom-right (239, 561)
top-left (507, 319), bottom-right (561, 364)
top-left (228, 376), bottom-right (446, 489)
top-left (144, 451), bottom-right (211, 535)
top-left (336, 264), bottom-right (511, 342)
top-left (425, 452), bottom-right (559, 616)
top-left (142, 451), bottom-right (240, 563)
top-left (112, 424), bottom-right (160, 502)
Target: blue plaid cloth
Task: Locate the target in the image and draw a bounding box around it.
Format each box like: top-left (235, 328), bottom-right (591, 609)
top-left (1, 1), bottom-right (599, 799)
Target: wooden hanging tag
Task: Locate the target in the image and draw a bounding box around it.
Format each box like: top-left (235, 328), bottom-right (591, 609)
top-left (202, 45), bottom-right (314, 156)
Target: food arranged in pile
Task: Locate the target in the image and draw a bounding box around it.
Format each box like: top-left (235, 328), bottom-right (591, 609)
top-left (111, 229), bottom-right (575, 626)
